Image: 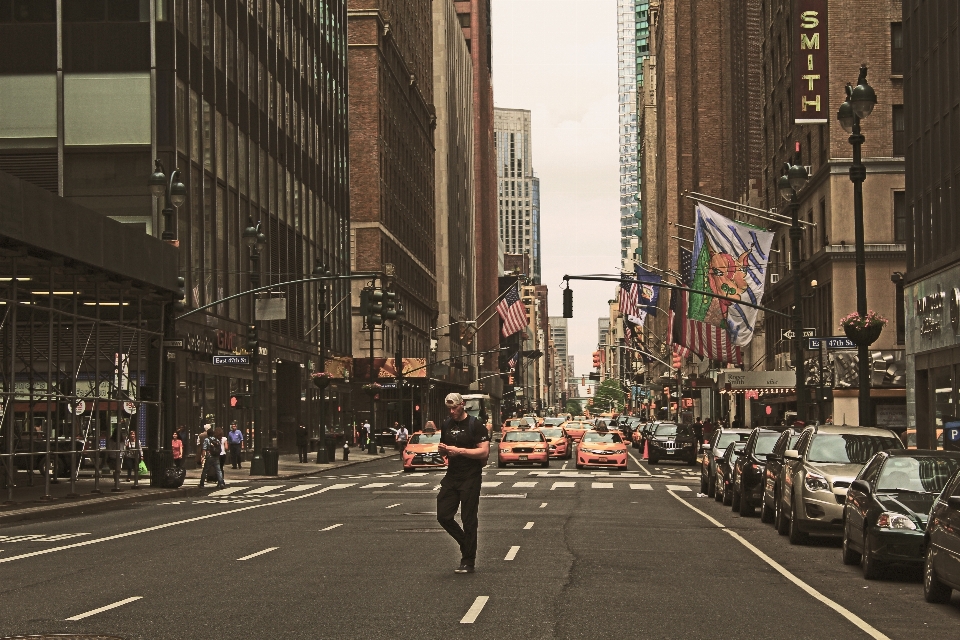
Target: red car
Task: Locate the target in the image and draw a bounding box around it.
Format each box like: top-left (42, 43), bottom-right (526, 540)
top-left (498, 429), bottom-right (549, 468)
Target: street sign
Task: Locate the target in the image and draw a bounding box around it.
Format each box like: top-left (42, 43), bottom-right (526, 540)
top-left (163, 339), bottom-right (184, 349)
top-left (212, 355), bottom-right (250, 365)
top-left (123, 401), bottom-right (137, 415)
top-left (945, 422), bottom-right (960, 444)
top-left (780, 328), bottom-right (816, 340)
top-left (807, 336), bottom-right (856, 351)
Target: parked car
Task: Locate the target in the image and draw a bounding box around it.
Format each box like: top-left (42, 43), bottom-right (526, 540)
top-left (778, 424), bottom-right (903, 545)
top-left (715, 441), bottom-right (746, 506)
top-left (923, 466), bottom-right (960, 602)
top-left (730, 428), bottom-right (780, 516)
top-left (700, 427), bottom-right (751, 497)
top-left (761, 427), bottom-right (803, 523)
top-left (647, 423), bottom-right (697, 465)
top-left (842, 450), bottom-right (960, 579)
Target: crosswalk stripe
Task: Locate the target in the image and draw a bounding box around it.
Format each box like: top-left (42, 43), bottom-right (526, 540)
top-left (484, 481), bottom-right (502, 488)
top-left (504, 546), bottom-right (520, 561)
top-left (630, 484), bottom-right (653, 490)
top-left (592, 482), bottom-right (614, 489)
top-left (208, 486), bottom-right (247, 496)
top-left (666, 485), bottom-right (691, 492)
top-left (551, 481), bottom-right (576, 490)
top-left (245, 485), bottom-right (284, 495)
top-left (400, 483), bottom-right (427, 488)
top-left (513, 482), bottom-right (538, 488)
top-left (496, 471), bottom-right (517, 475)
top-left (361, 483), bottom-right (393, 488)
top-left (283, 484), bottom-right (321, 492)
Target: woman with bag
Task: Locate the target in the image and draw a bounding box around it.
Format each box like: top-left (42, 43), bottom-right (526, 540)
top-left (123, 430), bottom-right (141, 482)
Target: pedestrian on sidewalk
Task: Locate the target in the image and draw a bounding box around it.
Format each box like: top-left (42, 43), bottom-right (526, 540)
top-left (198, 428), bottom-right (225, 489)
top-left (296, 424), bottom-right (309, 462)
top-left (362, 420), bottom-right (371, 450)
top-left (436, 392), bottom-right (489, 575)
top-left (228, 423), bottom-right (244, 468)
top-left (196, 425), bottom-right (209, 468)
top-left (123, 430), bottom-right (141, 481)
top-left (176, 425), bottom-right (189, 456)
top-left (171, 431), bottom-right (183, 468)
top-left (215, 427), bottom-right (228, 476)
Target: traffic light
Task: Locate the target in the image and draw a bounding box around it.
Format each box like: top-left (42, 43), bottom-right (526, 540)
top-left (672, 352), bottom-right (682, 369)
top-left (562, 287), bottom-right (573, 318)
top-left (229, 393), bottom-right (251, 408)
top-left (174, 276), bottom-right (186, 311)
top-left (383, 290), bottom-right (401, 321)
top-left (246, 324), bottom-right (258, 351)
top-left (592, 350), bottom-right (601, 369)
top-left (368, 288), bottom-right (384, 326)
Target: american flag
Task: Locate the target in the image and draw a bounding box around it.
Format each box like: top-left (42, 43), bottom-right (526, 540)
top-left (497, 284), bottom-right (527, 337)
top-left (618, 281), bottom-right (639, 317)
top-left (668, 288), bottom-right (741, 364)
top-left (508, 351), bottom-right (519, 369)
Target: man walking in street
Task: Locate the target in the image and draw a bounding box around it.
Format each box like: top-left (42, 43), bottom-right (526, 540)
top-left (436, 392), bottom-right (489, 574)
top-left (395, 423), bottom-right (409, 451)
top-left (198, 428), bottom-right (225, 489)
top-left (228, 423), bottom-right (244, 469)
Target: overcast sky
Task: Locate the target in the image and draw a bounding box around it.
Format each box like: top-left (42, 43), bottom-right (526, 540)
top-left (491, 0), bottom-right (621, 378)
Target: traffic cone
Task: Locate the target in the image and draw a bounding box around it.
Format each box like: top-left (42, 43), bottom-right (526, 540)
top-left (643, 439), bottom-right (649, 460)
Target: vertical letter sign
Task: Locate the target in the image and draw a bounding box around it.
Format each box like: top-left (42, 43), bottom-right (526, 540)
top-left (794, 1), bottom-right (828, 124)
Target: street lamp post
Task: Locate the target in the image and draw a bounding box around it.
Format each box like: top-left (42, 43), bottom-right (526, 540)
top-left (837, 65), bottom-right (878, 426)
top-left (148, 160), bottom-right (187, 241)
top-left (243, 219), bottom-right (268, 475)
top-left (778, 159), bottom-right (810, 424)
top-left (314, 260), bottom-right (331, 464)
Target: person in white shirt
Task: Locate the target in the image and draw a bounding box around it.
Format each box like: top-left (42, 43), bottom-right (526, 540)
top-left (362, 421), bottom-right (371, 449)
top-left (395, 424), bottom-right (409, 451)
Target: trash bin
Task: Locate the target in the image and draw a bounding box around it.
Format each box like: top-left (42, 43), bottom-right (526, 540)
top-left (324, 435), bottom-right (337, 462)
top-left (309, 437), bottom-right (321, 453)
top-left (262, 448), bottom-right (279, 476)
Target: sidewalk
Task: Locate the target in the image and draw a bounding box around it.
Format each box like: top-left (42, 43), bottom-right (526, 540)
top-left (0, 448), bottom-right (398, 525)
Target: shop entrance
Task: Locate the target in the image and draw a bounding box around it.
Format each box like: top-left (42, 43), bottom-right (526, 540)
top-left (275, 362), bottom-right (301, 453)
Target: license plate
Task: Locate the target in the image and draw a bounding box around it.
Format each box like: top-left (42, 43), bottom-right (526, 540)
top-left (666, 450), bottom-right (675, 454)
top-left (519, 455), bottom-right (528, 461)
top-left (599, 457), bottom-right (607, 463)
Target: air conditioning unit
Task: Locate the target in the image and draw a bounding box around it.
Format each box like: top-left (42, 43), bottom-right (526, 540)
top-left (770, 273), bottom-right (780, 284)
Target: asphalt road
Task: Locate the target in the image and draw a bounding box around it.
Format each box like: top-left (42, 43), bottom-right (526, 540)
top-left (1, 444), bottom-right (959, 639)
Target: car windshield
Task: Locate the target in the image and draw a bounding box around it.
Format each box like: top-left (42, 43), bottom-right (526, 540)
top-left (807, 434), bottom-right (902, 464)
top-left (542, 418), bottom-right (565, 426)
top-left (875, 456), bottom-right (960, 493)
top-left (754, 434), bottom-right (780, 456)
top-left (503, 431), bottom-right (544, 442)
top-left (655, 424), bottom-right (680, 437)
top-left (715, 432), bottom-right (750, 450)
top-left (582, 432), bottom-right (622, 443)
top-left (540, 428), bottom-right (564, 438)
top-left (409, 433), bottom-right (440, 444)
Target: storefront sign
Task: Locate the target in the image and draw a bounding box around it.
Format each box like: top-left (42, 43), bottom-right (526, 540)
top-left (794, 0), bottom-right (829, 124)
top-left (718, 370), bottom-right (796, 389)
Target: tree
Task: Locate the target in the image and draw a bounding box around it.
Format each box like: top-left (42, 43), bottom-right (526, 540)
top-left (565, 399), bottom-right (582, 416)
top-left (592, 379), bottom-right (626, 413)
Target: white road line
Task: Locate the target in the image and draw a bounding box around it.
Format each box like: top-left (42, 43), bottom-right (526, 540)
top-left (385, 503), bottom-right (401, 509)
top-left (513, 482), bottom-right (538, 488)
top-left (66, 596), bottom-right (142, 621)
top-left (539, 502), bottom-right (547, 508)
top-left (245, 485), bottom-right (284, 495)
top-left (0, 483), bottom-right (355, 565)
top-left (460, 596), bottom-right (489, 624)
top-left (283, 484), bottom-right (322, 492)
top-left (361, 483), bottom-right (393, 488)
top-left (551, 481), bottom-right (576, 490)
top-left (400, 483), bottom-right (427, 488)
top-left (208, 486), bottom-right (247, 496)
top-left (630, 483), bottom-right (653, 490)
top-left (237, 547), bottom-right (278, 561)
top-left (504, 546), bottom-right (520, 561)
top-left (523, 522), bottom-right (534, 530)
top-left (496, 471), bottom-right (517, 476)
top-left (319, 524), bottom-right (343, 531)
top-left (667, 490), bottom-right (890, 640)
top-left (591, 482), bottom-right (614, 489)
top-left (628, 452), bottom-right (652, 475)
top-left (483, 481), bottom-right (502, 488)
top-left (561, 461), bottom-right (569, 469)
top-left (666, 485), bottom-right (692, 492)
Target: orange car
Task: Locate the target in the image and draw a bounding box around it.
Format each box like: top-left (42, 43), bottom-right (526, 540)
top-left (564, 421), bottom-right (591, 442)
top-left (576, 430), bottom-right (629, 470)
top-left (539, 426), bottom-right (572, 459)
top-left (498, 429), bottom-right (550, 468)
top-left (401, 429), bottom-right (448, 472)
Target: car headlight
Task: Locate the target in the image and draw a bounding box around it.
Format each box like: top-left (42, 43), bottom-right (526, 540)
top-left (804, 472), bottom-right (831, 493)
top-left (534, 448), bottom-right (545, 452)
top-left (615, 449), bottom-right (626, 454)
top-left (876, 512), bottom-right (917, 530)
top-left (500, 448), bottom-right (510, 453)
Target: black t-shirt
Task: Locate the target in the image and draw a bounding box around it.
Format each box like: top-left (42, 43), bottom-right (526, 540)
top-left (440, 414), bottom-right (489, 483)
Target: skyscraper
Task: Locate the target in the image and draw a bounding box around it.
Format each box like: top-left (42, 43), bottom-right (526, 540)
top-left (495, 108), bottom-right (541, 283)
top-left (618, 0), bottom-right (639, 259)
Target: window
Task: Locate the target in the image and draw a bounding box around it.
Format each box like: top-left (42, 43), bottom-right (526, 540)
top-left (893, 105), bottom-right (905, 156)
top-left (891, 23), bottom-right (903, 75)
top-left (819, 199), bottom-right (828, 247)
top-left (894, 191), bottom-right (906, 242)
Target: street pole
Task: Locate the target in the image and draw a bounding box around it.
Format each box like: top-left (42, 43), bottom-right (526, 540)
top-left (316, 265), bottom-right (328, 464)
top-left (789, 193), bottom-right (807, 424)
top-left (850, 115), bottom-right (871, 426)
top-left (243, 221), bottom-right (267, 476)
top-left (368, 321), bottom-right (377, 454)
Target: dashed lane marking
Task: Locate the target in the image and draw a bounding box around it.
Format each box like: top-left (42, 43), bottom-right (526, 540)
top-left (361, 483), bottom-right (393, 489)
top-left (513, 482), bottom-right (538, 488)
top-left (496, 471), bottom-right (518, 476)
top-left (630, 484), bottom-right (653, 490)
top-left (539, 502), bottom-right (547, 508)
top-left (484, 481), bottom-right (502, 488)
top-left (385, 503), bottom-right (401, 509)
top-left (523, 522), bottom-right (534, 530)
top-left (400, 483), bottom-right (428, 488)
top-left (283, 484), bottom-right (322, 492)
top-left (208, 486), bottom-right (247, 496)
top-left (551, 481), bottom-right (576, 490)
top-left (460, 596), bottom-right (489, 624)
top-left (237, 547), bottom-right (278, 561)
top-left (65, 596), bottom-right (142, 621)
top-left (245, 485), bottom-right (285, 495)
top-left (666, 485), bottom-right (691, 492)
top-left (504, 546), bottom-right (520, 561)
top-left (628, 452), bottom-right (652, 475)
top-left (319, 524), bottom-right (343, 531)
top-left (591, 482), bottom-right (614, 489)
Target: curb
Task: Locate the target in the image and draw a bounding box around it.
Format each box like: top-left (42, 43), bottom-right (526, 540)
top-left (0, 451), bottom-right (399, 526)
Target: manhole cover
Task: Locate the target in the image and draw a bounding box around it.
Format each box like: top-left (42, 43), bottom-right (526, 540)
top-left (397, 529), bottom-right (445, 532)
top-left (2, 636), bottom-right (125, 639)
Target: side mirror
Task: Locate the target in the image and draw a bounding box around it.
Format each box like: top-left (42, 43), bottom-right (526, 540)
top-left (850, 479), bottom-right (871, 495)
top-left (947, 496), bottom-right (960, 511)
top-left (701, 444), bottom-right (711, 452)
top-left (783, 449), bottom-right (800, 460)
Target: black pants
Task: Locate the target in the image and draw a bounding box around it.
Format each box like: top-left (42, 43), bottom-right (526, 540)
top-left (437, 475), bottom-right (481, 566)
top-left (297, 444), bottom-right (308, 462)
top-left (230, 446), bottom-right (242, 468)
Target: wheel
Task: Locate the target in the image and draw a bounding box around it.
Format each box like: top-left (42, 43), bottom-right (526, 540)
top-left (775, 490), bottom-right (790, 535)
top-left (841, 523), bottom-right (861, 565)
top-left (731, 480), bottom-right (741, 511)
top-left (575, 463), bottom-right (583, 470)
top-left (619, 464), bottom-right (628, 470)
top-left (861, 534), bottom-right (885, 580)
top-left (714, 476), bottom-right (723, 502)
top-left (700, 474), bottom-right (708, 494)
top-left (738, 487), bottom-right (754, 516)
top-left (923, 547), bottom-right (953, 603)
top-left (760, 501), bottom-right (774, 523)
top-left (788, 500), bottom-right (808, 545)
top-left (402, 467), bottom-right (414, 473)
top-left (541, 459), bottom-right (550, 468)
top-left (706, 473), bottom-right (716, 497)
top-left (722, 480), bottom-right (733, 506)
top-left (497, 460), bottom-right (506, 468)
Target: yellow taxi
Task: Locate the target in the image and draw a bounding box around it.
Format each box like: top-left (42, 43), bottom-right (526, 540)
top-left (497, 427), bottom-right (550, 468)
top-left (401, 427), bottom-right (447, 472)
top-left (538, 425), bottom-right (572, 459)
top-left (576, 429), bottom-right (629, 470)
top-left (564, 421), bottom-right (591, 443)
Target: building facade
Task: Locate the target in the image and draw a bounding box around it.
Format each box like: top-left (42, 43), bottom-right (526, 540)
top-left (0, 0), bottom-right (353, 452)
top-left (617, 0), bottom-right (639, 260)
top-left (495, 107), bottom-right (541, 283)
top-left (903, 0), bottom-right (960, 448)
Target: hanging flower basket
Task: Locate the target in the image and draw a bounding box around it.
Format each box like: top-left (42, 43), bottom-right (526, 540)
top-left (311, 372), bottom-right (332, 389)
top-left (839, 311), bottom-right (887, 346)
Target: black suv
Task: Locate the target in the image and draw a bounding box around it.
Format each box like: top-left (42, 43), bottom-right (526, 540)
top-left (646, 423), bottom-right (697, 465)
top-left (700, 427), bottom-right (751, 497)
top-left (730, 428), bottom-right (781, 516)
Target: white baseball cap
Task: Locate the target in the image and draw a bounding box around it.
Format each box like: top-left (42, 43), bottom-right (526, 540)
top-left (445, 392), bottom-right (464, 407)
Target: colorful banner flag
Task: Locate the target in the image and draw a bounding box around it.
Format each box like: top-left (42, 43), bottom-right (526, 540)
top-left (688, 202), bottom-right (775, 348)
top-left (635, 265), bottom-right (661, 316)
